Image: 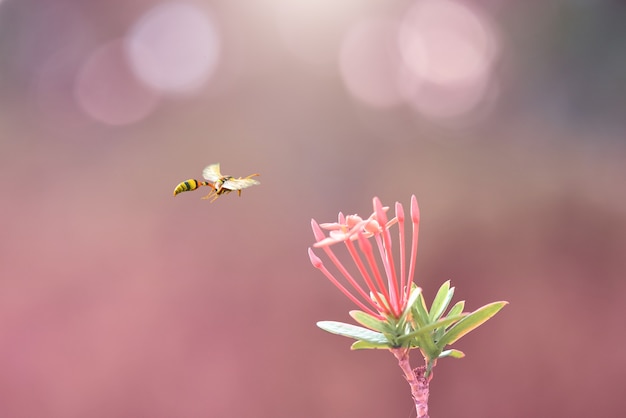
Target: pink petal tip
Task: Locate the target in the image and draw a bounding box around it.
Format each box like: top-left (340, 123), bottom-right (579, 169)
top-left (308, 248), bottom-right (324, 268)
top-left (410, 195), bottom-right (420, 223)
top-left (396, 201), bottom-right (405, 222)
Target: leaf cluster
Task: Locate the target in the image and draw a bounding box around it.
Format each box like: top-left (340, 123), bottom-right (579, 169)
top-left (317, 281), bottom-right (507, 363)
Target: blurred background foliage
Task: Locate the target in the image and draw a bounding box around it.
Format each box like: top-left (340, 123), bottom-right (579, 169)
top-left (1, 0), bottom-right (625, 417)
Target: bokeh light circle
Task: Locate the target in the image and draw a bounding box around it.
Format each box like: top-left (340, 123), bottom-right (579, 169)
top-left (397, 0), bottom-right (500, 120)
top-left (398, 0), bottom-right (498, 85)
top-left (339, 19), bottom-right (404, 108)
top-left (74, 40), bottom-right (159, 126)
top-left (125, 2), bottom-right (221, 94)
top-left (401, 70), bottom-right (496, 120)
top-left (272, 0), bottom-right (364, 75)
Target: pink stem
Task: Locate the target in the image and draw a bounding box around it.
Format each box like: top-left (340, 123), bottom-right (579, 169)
top-left (373, 198), bottom-right (401, 316)
top-left (373, 234), bottom-right (401, 317)
top-left (396, 202), bottom-right (407, 305)
top-left (407, 195), bottom-right (420, 301)
top-left (308, 248), bottom-right (382, 319)
top-left (344, 239), bottom-right (392, 316)
top-left (358, 233), bottom-right (394, 316)
top-left (390, 348), bottom-right (432, 418)
top-left (311, 221), bottom-right (376, 310)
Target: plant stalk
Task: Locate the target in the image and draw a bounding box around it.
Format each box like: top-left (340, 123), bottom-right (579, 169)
top-left (391, 348), bottom-right (433, 418)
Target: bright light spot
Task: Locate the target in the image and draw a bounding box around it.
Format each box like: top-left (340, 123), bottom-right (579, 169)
top-left (397, 0), bottom-right (500, 120)
top-left (74, 40), bottom-right (159, 126)
top-left (400, 69), bottom-right (497, 120)
top-left (339, 19), bottom-right (404, 108)
top-left (399, 0), bottom-right (497, 84)
top-left (272, 0), bottom-right (363, 75)
top-left (125, 2), bottom-right (220, 94)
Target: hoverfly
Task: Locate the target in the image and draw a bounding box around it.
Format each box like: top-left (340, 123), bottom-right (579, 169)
top-left (173, 163), bottom-right (260, 202)
top-left (201, 163), bottom-right (260, 202)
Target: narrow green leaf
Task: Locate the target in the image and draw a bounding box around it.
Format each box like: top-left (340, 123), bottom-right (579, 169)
top-left (349, 310), bottom-right (389, 333)
top-left (429, 281), bottom-right (455, 322)
top-left (438, 349), bottom-right (465, 359)
top-left (415, 334), bottom-right (439, 360)
top-left (446, 300), bottom-right (465, 319)
top-left (397, 314), bottom-right (466, 345)
top-left (435, 301), bottom-right (464, 343)
top-left (434, 326), bottom-right (445, 343)
top-left (437, 301), bottom-right (508, 348)
top-left (412, 292), bottom-right (430, 327)
top-left (410, 292), bottom-right (432, 354)
top-left (351, 340), bottom-right (389, 350)
top-left (400, 286), bottom-right (422, 323)
top-left (317, 321), bottom-right (389, 345)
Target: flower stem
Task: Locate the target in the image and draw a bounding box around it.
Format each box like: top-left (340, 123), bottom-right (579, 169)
top-left (391, 348), bottom-right (433, 418)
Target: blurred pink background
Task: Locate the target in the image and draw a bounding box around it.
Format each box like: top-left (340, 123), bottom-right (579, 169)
top-left (1, 0), bottom-right (626, 417)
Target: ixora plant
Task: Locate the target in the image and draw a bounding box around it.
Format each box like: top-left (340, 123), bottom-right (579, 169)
top-left (308, 195), bottom-right (507, 418)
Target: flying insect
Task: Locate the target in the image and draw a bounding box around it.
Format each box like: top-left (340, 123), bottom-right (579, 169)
top-left (172, 163), bottom-right (260, 202)
top-left (200, 163), bottom-right (260, 202)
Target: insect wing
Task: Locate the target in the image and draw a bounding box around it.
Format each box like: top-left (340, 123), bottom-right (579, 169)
top-left (202, 163), bottom-right (223, 183)
top-left (222, 177), bottom-right (260, 191)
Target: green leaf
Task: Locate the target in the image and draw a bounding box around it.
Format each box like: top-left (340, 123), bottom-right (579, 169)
top-left (446, 300), bottom-right (465, 319)
top-left (351, 340), bottom-right (389, 350)
top-left (408, 308), bottom-right (442, 358)
top-left (411, 292), bottom-right (430, 327)
top-left (349, 310), bottom-right (389, 333)
top-left (399, 286), bottom-right (423, 323)
top-left (418, 336), bottom-right (441, 362)
top-left (437, 301), bottom-right (508, 348)
top-left (434, 301), bottom-right (463, 343)
top-left (434, 326), bottom-right (445, 343)
top-left (397, 314), bottom-right (466, 345)
top-left (429, 281), bottom-right (455, 322)
top-left (438, 349), bottom-right (465, 359)
top-left (410, 293), bottom-right (435, 356)
top-left (317, 321), bottom-right (389, 345)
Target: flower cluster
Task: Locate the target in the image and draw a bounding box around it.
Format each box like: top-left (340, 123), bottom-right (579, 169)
top-left (309, 195), bottom-right (508, 418)
top-left (308, 195), bottom-right (420, 319)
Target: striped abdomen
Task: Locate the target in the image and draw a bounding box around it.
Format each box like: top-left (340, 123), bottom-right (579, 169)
top-left (173, 179), bottom-right (210, 196)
